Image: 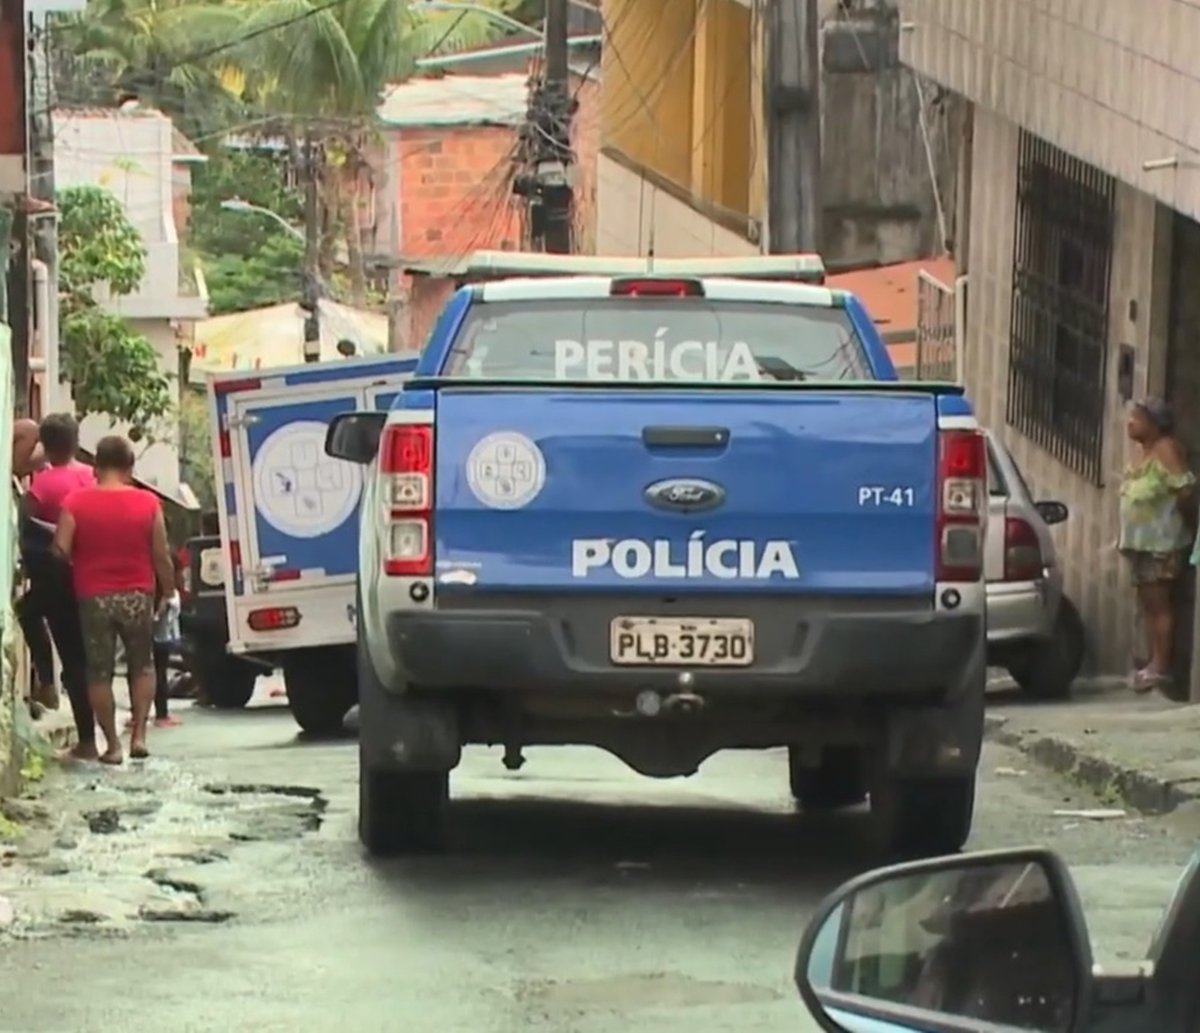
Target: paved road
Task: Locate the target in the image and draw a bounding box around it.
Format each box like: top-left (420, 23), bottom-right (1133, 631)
top-left (0, 683), bottom-right (1193, 1033)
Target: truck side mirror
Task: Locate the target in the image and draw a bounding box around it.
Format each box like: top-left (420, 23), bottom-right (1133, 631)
top-left (795, 848), bottom-right (1094, 1033)
top-left (325, 411), bottom-right (387, 465)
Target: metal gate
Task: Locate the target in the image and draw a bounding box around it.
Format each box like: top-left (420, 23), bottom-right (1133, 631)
top-left (915, 269), bottom-right (960, 382)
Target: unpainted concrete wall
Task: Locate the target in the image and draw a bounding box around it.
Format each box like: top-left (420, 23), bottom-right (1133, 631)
top-left (821, 0), bottom-right (962, 265)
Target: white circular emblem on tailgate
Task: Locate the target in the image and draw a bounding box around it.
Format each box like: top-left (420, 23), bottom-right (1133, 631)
top-left (251, 420), bottom-right (363, 539)
top-left (465, 431), bottom-right (546, 510)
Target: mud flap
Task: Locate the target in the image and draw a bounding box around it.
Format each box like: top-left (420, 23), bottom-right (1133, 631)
top-left (359, 687), bottom-right (462, 773)
top-left (881, 647), bottom-right (986, 779)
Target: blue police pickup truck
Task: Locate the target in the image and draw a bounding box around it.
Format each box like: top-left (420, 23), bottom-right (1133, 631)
top-left (325, 253), bottom-right (989, 859)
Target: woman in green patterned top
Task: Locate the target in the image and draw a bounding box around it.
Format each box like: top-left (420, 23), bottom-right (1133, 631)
top-left (1119, 398), bottom-right (1195, 693)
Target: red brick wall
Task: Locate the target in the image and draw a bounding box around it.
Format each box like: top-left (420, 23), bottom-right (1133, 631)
top-left (397, 123), bottom-right (524, 260)
top-left (405, 277), bottom-right (457, 353)
top-left (389, 72), bottom-right (602, 350)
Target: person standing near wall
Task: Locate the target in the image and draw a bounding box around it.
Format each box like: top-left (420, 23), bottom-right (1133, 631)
top-left (53, 435), bottom-right (175, 763)
top-left (1120, 398), bottom-right (1196, 694)
top-left (12, 415), bottom-right (54, 713)
top-left (21, 414), bottom-right (96, 755)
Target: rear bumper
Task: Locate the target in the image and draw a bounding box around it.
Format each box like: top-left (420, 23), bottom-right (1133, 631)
top-left (986, 574), bottom-right (1059, 646)
top-left (381, 591), bottom-right (983, 698)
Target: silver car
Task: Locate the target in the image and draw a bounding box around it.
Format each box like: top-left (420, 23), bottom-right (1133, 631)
top-left (984, 431), bottom-right (1085, 699)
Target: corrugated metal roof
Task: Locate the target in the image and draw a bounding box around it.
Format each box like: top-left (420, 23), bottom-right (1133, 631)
top-left (189, 299), bottom-right (389, 379)
top-left (377, 72), bottom-right (529, 128)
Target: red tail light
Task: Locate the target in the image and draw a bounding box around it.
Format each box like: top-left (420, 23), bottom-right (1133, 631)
top-left (935, 429), bottom-right (986, 581)
top-left (610, 278), bottom-right (703, 297)
top-left (1003, 517), bottom-right (1044, 582)
top-left (380, 424), bottom-right (433, 576)
top-left (248, 606), bottom-right (301, 633)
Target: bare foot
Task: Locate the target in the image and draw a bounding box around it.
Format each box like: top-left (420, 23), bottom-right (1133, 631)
top-left (153, 716), bottom-right (181, 728)
top-left (98, 748), bottom-right (124, 765)
top-left (129, 742), bottom-right (149, 760)
top-left (60, 741), bottom-right (99, 763)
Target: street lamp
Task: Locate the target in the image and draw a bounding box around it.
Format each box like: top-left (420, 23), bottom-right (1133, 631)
top-left (219, 198), bottom-right (305, 242)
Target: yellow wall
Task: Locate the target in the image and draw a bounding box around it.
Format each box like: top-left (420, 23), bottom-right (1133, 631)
top-left (600, 0), bottom-right (762, 227)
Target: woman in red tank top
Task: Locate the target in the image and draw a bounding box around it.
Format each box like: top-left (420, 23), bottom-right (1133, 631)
top-left (53, 435), bottom-right (176, 763)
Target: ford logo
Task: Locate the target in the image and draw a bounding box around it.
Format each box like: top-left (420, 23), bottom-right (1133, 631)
top-left (644, 478), bottom-right (726, 513)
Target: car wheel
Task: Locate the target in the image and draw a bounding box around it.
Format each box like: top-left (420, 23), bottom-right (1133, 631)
top-left (283, 647), bottom-right (357, 737)
top-left (870, 774), bottom-right (976, 859)
top-left (789, 746), bottom-right (868, 810)
top-left (193, 651), bottom-right (258, 709)
top-left (1008, 596), bottom-right (1086, 701)
top-left (359, 762), bottom-right (448, 857)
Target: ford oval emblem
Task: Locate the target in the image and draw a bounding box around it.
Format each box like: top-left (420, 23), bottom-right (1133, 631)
top-left (644, 478), bottom-right (726, 513)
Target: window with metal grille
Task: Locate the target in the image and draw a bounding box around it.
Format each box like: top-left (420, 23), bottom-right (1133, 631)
top-left (1006, 133), bottom-right (1115, 485)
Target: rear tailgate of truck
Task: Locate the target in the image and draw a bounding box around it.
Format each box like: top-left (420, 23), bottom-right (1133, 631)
top-left (381, 274), bottom-right (986, 692)
top-left (434, 387), bottom-right (937, 596)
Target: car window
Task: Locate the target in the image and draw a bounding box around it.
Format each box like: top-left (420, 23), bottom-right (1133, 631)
top-left (440, 299), bottom-right (871, 383)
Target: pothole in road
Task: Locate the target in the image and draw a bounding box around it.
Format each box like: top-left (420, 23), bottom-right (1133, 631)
top-left (0, 779), bottom-right (327, 938)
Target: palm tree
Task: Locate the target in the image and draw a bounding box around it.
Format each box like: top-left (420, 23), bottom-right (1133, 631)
top-left (52, 0), bottom-right (248, 141)
top-left (232, 0), bottom-right (524, 302)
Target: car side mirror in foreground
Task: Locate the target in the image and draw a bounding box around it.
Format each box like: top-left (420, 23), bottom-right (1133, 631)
top-left (795, 848), bottom-right (1094, 1033)
top-left (1036, 500), bottom-right (1070, 525)
top-left (325, 411), bottom-right (387, 465)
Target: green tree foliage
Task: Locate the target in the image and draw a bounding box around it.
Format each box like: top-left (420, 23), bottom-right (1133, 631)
top-left (55, 0), bottom-right (530, 313)
top-left (189, 150), bottom-right (306, 314)
top-left (57, 186), bottom-right (173, 438)
top-left (54, 0), bottom-right (246, 142)
top-left (177, 386), bottom-right (215, 510)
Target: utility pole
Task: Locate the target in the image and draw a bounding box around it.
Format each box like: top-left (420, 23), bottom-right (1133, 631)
top-left (301, 133), bottom-right (321, 362)
top-left (28, 15), bottom-right (58, 412)
top-left (766, 0), bottom-right (822, 254)
top-left (513, 0), bottom-right (573, 254)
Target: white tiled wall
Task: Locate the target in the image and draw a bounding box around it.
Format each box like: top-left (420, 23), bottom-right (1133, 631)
top-left (899, 0), bottom-right (1200, 219)
top-left (962, 106), bottom-right (1172, 672)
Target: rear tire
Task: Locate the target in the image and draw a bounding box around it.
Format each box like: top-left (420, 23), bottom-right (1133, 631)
top-left (193, 650), bottom-right (258, 710)
top-left (283, 647), bottom-right (357, 737)
top-left (789, 746), bottom-right (868, 811)
top-left (870, 774), bottom-right (975, 859)
top-left (359, 763), bottom-right (448, 856)
top-left (1008, 597), bottom-right (1086, 701)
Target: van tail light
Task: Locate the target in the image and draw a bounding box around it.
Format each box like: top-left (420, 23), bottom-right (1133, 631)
top-left (381, 423), bottom-right (433, 577)
top-left (248, 606), bottom-right (300, 633)
top-left (935, 429), bottom-right (986, 582)
top-left (1003, 517), bottom-right (1044, 582)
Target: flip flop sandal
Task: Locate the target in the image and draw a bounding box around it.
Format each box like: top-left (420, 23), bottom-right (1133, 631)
top-left (1134, 670), bottom-right (1171, 695)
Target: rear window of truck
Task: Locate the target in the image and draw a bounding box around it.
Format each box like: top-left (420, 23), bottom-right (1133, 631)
top-left (440, 299), bottom-right (871, 383)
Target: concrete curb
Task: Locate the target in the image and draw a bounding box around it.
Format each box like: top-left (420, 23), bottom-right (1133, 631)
top-left (984, 713), bottom-right (1200, 815)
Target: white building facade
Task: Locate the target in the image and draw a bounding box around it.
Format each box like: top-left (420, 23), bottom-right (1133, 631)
top-left (51, 107), bottom-right (207, 495)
